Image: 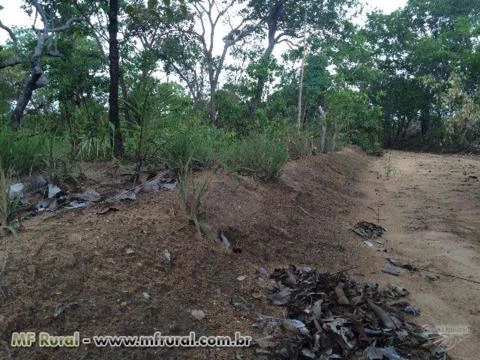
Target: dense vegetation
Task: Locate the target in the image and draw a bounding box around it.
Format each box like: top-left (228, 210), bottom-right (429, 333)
top-left (0, 0), bottom-right (479, 179)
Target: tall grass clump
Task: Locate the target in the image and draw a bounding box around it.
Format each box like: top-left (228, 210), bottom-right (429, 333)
top-left (222, 134), bottom-right (289, 181)
top-left (0, 124), bottom-right (48, 174)
top-left (177, 157), bottom-right (211, 236)
top-left (0, 164), bottom-right (20, 234)
top-left (161, 122), bottom-right (224, 171)
top-left (282, 128), bottom-right (314, 160)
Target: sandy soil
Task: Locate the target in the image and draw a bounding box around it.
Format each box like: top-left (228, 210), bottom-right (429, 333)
top-left (355, 151), bottom-right (480, 360)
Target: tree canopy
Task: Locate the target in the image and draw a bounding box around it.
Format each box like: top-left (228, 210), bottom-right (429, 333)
top-left (0, 0), bottom-right (479, 175)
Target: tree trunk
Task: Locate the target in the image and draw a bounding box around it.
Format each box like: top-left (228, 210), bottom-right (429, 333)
top-left (119, 69), bottom-right (132, 125)
top-left (297, 21), bottom-right (308, 128)
top-left (320, 123), bottom-right (327, 153)
top-left (6, 1), bottom-right (79, 128)
top-left (331, 117), bottom-right (338, 151)
top-left (250, 2), bottom-right (284, 112)
top-left (10, 29), bottom-right (48, 128)
top-left (208, 81), bottom-right (217, 125)
top-left (250, 42), bottom-right (275, 113)
top-left (10, 71), bottom-right (46, 128)
top-left (318, 106), bottom-right (327, 153)
top-left (108, 0), bottom-right (123, 156)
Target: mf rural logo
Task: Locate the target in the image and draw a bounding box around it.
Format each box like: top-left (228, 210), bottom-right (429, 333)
top-left (423, 324), bottom-right (472, 353)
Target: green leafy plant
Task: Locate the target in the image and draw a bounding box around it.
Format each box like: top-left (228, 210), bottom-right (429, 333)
top-left (43, 131), bottom-right (82, 185)
top-left (0, 123), bottom-right (47, 174)
top-left (222, 135), bottom-right (289, 181)
top-left (382, 151), bottom-right (395, 179)
top-left (76, 123), bottom-right (114, 161)
top-left (283, 128), bottom-right (314, 160)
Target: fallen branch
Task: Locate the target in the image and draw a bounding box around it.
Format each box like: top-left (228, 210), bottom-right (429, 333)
top-left (421, 268), bottom-right (480, 286)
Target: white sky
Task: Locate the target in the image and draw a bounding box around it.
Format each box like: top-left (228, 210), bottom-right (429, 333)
top-left (366, 0), bottom-right (408, 15)
top-left (0, 0), bottom-right (408, 45)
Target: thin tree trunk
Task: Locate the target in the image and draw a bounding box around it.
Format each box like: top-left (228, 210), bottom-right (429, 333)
top-left (10, 71), bottom-right (46, 128)
top-left (108, 0), bottom-right (123, 156)
top-left (320, 123), bottom-right (327, 153)
top-left (331, 117), bottom-right (338, 151)
top-left (119, 70), bottom-right (132, 125)
top-left (10, 27), bottom-right (48, 128)
top-left (208, 81), bottom-right (217, 124)
top-left (318, 106), bottom-right (327, 153)
top-left (250, 42), bottom-right (275, 112)
top-left (297, 17), bottom-right (308, 128)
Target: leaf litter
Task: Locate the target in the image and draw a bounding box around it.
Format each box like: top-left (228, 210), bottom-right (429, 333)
top-left (4, 170), bottom-right (177, 222)
top-left (253, 265), bottom-right (448, 359)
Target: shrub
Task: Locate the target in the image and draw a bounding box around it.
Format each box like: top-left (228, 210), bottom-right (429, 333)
top-left (222, 135), bottom-right (289, 181)
top-left (281, 128), bottom-right (314, 160)
top-left (161, 123), bottom-right (224, 170)
top-left (76, 122), bottom-right (113, 161)
top-left (0, 124), bottom-right (48, 174)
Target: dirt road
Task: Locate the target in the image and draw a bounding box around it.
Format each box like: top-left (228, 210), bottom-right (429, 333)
top-left (357, 151), bottom-right (480, 360)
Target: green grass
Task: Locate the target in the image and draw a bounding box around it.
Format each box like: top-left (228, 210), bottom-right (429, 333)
top-left (222, 135), bottom-right (289, 181)
top-left (161, 125), bottom-right (223, 170)
top-left (0, 124), bottom-right (48, 174)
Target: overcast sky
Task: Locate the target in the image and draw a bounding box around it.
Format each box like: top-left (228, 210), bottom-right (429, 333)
top-left (0, 0), bottom-right (408, 45)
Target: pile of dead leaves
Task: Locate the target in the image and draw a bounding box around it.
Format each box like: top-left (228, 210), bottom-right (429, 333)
top-left (253, 265), bottom-right (447, 360)
top-left (5, 172), bottom-right (177, 224)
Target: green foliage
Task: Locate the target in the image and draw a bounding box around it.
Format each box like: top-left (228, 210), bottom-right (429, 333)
top-left (123, 81), bottom-right (175, 167)
top-left (161, 122), bottom-right (224, 170)
top-left (68, 101), bottom-right (112, 161)
top-left (303, 53), bottom-right (331, 114)
top-left (327, 89), bottom-right (383, 155)
top-left (360, 0), bottom-right (480, 150)
top-left (0, 123), bottom-right (48, 174)
top-left (222, 135), bottom-right (289, 181)
top-left (284, 130), bottom-right (314, 160)
top-left (438, 73), bottom-right (480, 151)
top-left (3, 0), bottom-right (480, 181)
top-left (121, 81), bottom-right (225, 171)
top-left (213, 89), bottom-right (250, 134)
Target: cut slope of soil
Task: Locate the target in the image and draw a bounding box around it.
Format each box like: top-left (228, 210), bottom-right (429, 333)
top-left (0, 147), bottom-right (372, 360)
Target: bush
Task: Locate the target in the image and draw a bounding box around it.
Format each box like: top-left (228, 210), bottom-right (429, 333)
top-left (327, 89), bottom-right (383, 156)
top-left (161, 123), bottom-right (225, 170)
top-left (76, 124), bottom-right (113, 161)
top-left (0, 124), bottom-right (48, 174)
top-left (352, 133), bottom-right (384, 156)
top-left (222, 135), bottom-right (289, 181)
top-left (281, 128), bottom-right (314, 160)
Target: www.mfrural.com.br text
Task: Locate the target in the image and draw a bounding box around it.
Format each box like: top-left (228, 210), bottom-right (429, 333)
top-left (11, 331), bottom-right (252, 348)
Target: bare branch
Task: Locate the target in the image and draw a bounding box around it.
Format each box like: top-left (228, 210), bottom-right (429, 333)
top-left (0, 19), bottom-right (18, 51)
top-left (0, 19), bottom-right (21, 69)
top-left (8, 0), bottom-right (83, 127)
top-left (49, 17), bottom-right (81, 33)
top-left (32, 0), bottom-right (50, 31)
top-left (277, 36), bottom-right (298, 49)
top-left (31, 0), bottom-right (80, 34)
